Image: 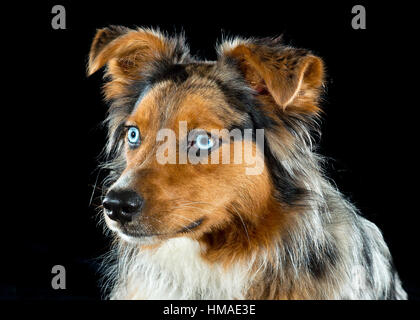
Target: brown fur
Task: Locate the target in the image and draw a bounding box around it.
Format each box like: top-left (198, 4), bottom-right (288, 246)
top-left (222, 40), bottom-right (324, 113)
top-left (89, 27), bottom-right (331, 299)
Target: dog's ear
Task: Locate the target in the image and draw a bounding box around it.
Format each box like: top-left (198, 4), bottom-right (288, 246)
top-left (87, 26), bottom-right (190, 80)
top-left (88, 25), bottom-right (130, 73)
top-left (219, 38), bottom-right (324, 114)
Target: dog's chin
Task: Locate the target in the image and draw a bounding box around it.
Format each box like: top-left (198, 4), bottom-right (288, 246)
top-left (104, 214), bottom-right (205, 245)
top-left (117, 231), bottom-right (161, 245)
top-left (105, 217), bottom-right (160, 245)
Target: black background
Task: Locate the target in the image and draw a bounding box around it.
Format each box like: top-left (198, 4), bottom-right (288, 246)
top-left (9, 1), bottom-right (419, 301)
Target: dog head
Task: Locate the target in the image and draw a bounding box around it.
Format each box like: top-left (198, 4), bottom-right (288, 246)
top-left (88, 27), bottom-right (324, 247)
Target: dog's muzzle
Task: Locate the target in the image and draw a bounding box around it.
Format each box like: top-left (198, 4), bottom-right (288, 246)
top-left (102, 189), bottom-right (144, 223)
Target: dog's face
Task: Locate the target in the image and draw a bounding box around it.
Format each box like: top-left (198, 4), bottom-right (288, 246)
top-left (103, 67), bottom-right (272, 242)
top-left (88, 27), bottom-right (324, 245)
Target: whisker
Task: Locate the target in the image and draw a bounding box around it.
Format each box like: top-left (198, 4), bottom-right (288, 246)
top-left (89, 168), bottom-right (104, 207)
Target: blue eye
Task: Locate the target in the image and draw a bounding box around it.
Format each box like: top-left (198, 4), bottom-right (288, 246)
top-left (127, 127), bottom-right (140, 146)
top-left (195, 134), bottom-right (214, 150)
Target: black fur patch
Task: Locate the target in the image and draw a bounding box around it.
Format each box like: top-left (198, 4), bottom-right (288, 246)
top-left (306, 239), bottom-right (338, 279)
top-left (146, 61), bottom-right (189, 85)
top-left (264, 145), bottom-right (308, 206)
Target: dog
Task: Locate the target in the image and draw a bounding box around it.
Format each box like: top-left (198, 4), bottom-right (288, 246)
top-left (88, 26), bottom-right (407, 299)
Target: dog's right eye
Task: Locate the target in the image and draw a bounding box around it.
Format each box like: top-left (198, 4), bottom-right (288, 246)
top-left (127, 127), bottom-right (141, 148)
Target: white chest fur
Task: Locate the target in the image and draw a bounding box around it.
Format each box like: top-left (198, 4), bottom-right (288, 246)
top-left (112, 237), bottom-right (252, 300)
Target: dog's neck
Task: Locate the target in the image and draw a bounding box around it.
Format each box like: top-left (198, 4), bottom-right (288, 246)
top-left (109, 237), bottom-right (255, 299)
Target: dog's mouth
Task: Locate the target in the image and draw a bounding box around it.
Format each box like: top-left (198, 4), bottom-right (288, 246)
top-left (107, 216), bottom-right (205, 241)
top-left (175, 218), bottom-right (204, 234)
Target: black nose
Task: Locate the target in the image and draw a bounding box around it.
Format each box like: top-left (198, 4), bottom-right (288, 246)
top-left (102, 189), bottom-right (143, 222)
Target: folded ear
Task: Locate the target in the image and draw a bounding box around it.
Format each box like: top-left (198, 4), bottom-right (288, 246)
top-left (88, 25), bottom-right (130, 74)
top-left (87, 26), bottom-right (190, 80)
top-left (219, 38), bottom-right (324, 114)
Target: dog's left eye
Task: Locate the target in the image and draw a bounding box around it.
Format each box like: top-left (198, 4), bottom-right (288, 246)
top-left (127, 127), bottom-right (141, 147)
top-left (195, 134), bottom-right (215, 150)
